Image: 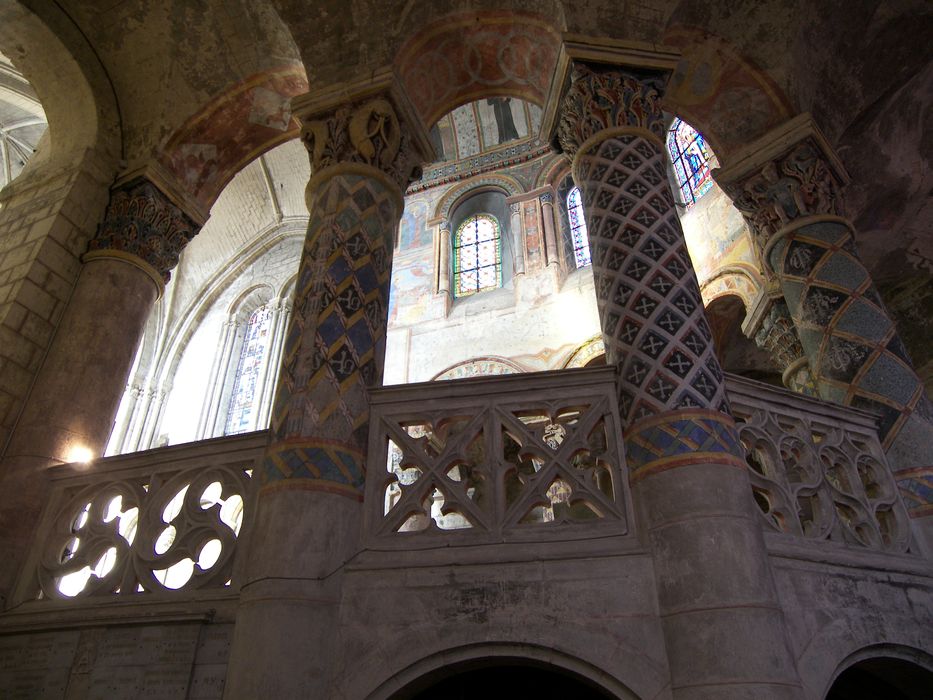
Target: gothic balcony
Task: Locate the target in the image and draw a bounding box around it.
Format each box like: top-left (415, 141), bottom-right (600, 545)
top-left (3, 367), bottom-right (923, 620)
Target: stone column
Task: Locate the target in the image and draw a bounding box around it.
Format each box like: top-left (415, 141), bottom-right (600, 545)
top-left (510, 201), bottom-right (527, 275)
top-left (197, 319), bottom-right (239, 439)
top-left (555, 64), bottom-right (802, 698)
top-left (0, 178), bottom-right (199, 602)
top-left (716, 114), bottom-right (933, 551)
top-left (224, 74), bottom-right (431, 698)
top-left (539, 192), bottom-right (559, 267)
top-left (437, 218), bottom-right (452, 295)
top-left (751, 298), bottom-right (818, 395)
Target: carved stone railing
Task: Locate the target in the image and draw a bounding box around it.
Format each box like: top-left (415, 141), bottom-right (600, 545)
top-left (363, 366), bottom-right (630, 547)
top-left (727, 375), bottom-right (912, 553)
top-left (13, 432), bottom-right (265, 605)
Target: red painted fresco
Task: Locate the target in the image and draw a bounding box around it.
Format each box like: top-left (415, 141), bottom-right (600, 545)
top-left (663, 29), bottom-right (793, 158)
top-left (396, 12), bottom-right (561, 126)
top-left (158, 65), bottom-right (309, 210)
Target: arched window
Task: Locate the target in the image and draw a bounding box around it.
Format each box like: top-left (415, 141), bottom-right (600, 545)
top-left (454, 213), bottom-right (502, 296)
top-left (566, 187), bottom-right (591, 268)
top-left (224, 304), bottom-right (274, 435)
top-left (667, 117), bottom-right (714, 206)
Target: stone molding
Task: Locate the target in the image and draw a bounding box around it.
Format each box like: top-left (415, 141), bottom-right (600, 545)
top-left (293, 69), bottom-right (435, 197)
top-left (714, 113), bottom-right (850, 254)
top-left (556, 64), bottom-right (666, 159)
top-left (85, 178), bottom-right (200, 284)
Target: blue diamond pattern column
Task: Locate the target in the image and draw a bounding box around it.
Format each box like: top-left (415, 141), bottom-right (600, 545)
top-left (716, 113), bottom-right (933, 553)
top-left (224, 74), bottom-right (432, 698)
top-left (555, 62), bottom-right (802, 699)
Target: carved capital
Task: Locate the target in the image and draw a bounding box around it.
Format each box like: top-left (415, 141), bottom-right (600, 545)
top-left (539, 192), bottom-right (554, 205)
top-left (86, 179), bottom-right (199, 283)
top-left (556, 64), bottom-right (665, 158)
top-left (715, 114), bottom-right (849, 254)
top-left (754, 301), bottom-right (817, 396)
top-left (299, 93), bottom-right (427, 193)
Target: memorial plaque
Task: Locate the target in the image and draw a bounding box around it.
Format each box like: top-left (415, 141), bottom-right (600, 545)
top-left (194, 625), bottom-right (233, 665)
top-left (187, 663), bottom-right (227, 699)
top-left (0, 667), bottom-right (71, 699)
top-left (96, 624), bottom-right (199, 668)
top-left (0, 631), bottom-right (78, 672)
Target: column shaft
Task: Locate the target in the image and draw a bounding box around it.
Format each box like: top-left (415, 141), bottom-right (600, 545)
top-left (0, 178), bottom-right (199, 602)
top-left (716, 117), bottom-right (933, 550)
top-left (539, 193), bottom-right (559, 267)
top-left (224, 84), bottom-right (430, 698)
top-left (557, 64), bottom-right (801, 699)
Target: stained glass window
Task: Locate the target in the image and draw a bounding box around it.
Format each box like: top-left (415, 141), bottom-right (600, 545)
top-left (667, 117), bottom-right (715, 206)
top-left (224, 305), bottom-right (273, 435)
top-left (567, 187), bottom-right (591, 268)
top-left (454, 214), bottom-right (502, 296)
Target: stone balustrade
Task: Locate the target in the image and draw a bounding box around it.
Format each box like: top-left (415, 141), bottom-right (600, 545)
top-left (363, 365), bottom-right (631, 546)
top-left (14, 370), bottom-right (919, 608)
top-left (11, 432), bottom-right (265, 606)
top-left (727, 374), bottom-right (912, 554)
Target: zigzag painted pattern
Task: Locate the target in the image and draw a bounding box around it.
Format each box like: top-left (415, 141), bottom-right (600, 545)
top-left (264, 173), bottom-right (400, 489)
top-left (624, 410), bottom-right (744, 476)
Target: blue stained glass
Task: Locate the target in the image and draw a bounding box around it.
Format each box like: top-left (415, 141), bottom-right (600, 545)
top-left (225, 305), bottom-right (273, 435)
top-left (454, 214), bottom-right (501, 296)
top-left (567, 187), bottom-right (592, 268)
top-left (667, 117), bottom-right (715, 207)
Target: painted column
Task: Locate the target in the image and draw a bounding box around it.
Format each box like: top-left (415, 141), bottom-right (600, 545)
top-left (556, 64), bottom-right (802, 698)
top-left (716, 114), bottom-right (933, 551)
top-left (225, 75), bottom-right (431, 697)
top-left (509, 201), bottom-right (526, 275)
top-left (0, 178), bottom-right (199, 602)
top-left (539, 192), bottom-right (559, 267)
top-left (437, 218), bottom-right (452, 295)
top-left (753, 299), bottom-right (818, 395)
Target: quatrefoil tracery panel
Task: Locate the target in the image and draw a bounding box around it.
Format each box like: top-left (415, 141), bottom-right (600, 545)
top-left (733, 402), bottom-right (910, 553)
top-left (369, 391), bottom-right (628, 543)
top-left (37, 464), bottom-right (252, 599)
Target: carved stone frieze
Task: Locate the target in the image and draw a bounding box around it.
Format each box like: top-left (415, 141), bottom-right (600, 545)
top-left (301, 97), bottom-right (424, 192)
top-left (718, 138), bottom-right (846, 254)
top-left (86, 179), bottom-right (199, 283)
top-left (556, 64), bottom-right (666, 158)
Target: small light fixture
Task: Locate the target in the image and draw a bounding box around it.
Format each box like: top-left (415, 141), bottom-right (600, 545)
top-left (66, 445), bottom-right (94, 464)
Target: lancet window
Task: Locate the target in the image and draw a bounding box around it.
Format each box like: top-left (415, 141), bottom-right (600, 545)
top-left (667, 117), bottom-right (715, 206)
top-left (566, 187), bottom-right (592, 268)
top-left (224, 305), bottom-right (274, 435)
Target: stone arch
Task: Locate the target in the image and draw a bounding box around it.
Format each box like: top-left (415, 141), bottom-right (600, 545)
top-left (0, 1), bottom-right (121, 175)
top-left (395, 10), bottom-right (563, 128)
top-left (661, 27), bottom-right (795, 161)
top-left (822, 643), bottom-right (933, 700)
top-left (433, 173), bottom-right (524, 222)
top-left (431, 356), bottom-right (526, 381)
top-left (156, 66), bottom-right (309, 212)
top-left (153, 226), bottom-right (303, 400)
top-left (562, 335), bottom-right (606, 369)
top-left (699, 265), bottom-right (762, 310)
top-left (537, 154), bottom-right (572, 190)
top-left (227, 283), bottom-right (275, 320)
top-left (364, 642), bottom-right (641, 700)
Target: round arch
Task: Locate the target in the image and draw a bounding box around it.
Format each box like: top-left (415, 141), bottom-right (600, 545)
top-left (364, 642), bottom-right (640, 700)
top-left (433, 173), bottom-right (524, 222)
top-left (822, 644), bottom-right (933, 700)
top-left (395, 10), bottom-right (563, 128)
top-left (0, 1), bottom-right (120, 174)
